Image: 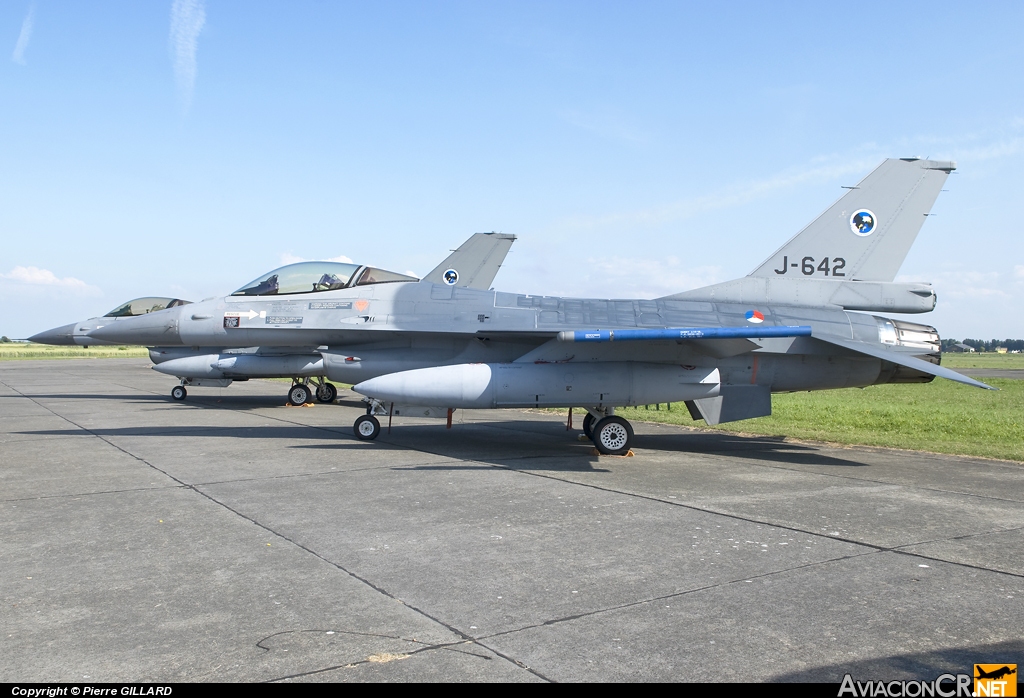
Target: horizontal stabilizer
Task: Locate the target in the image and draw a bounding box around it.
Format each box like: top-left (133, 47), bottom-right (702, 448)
top-left (556, 325), bottom-right (812, 343)
top-left (814, 334), bottom-right (995, 390)
top-left (423, 232), bottom-right (516, 290)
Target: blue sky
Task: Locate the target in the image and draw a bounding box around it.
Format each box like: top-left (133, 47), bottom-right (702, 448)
top-left (2, 1), bottom-right (1022, 339)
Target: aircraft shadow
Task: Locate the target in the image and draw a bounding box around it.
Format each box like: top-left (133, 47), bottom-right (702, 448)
top-left (1, 392), bottom-right (354, 412)
top-left (321, 422), bottom-right (610, 472)
top-left (634, 432), bottom-right (871, 467)
top-left (2, 393), bottom-right (167, 402)
top-left (439, 419), bottom-right (869, 468)
top-left (770, 639), bottom-right (1023, 683)
top-left (15, 402), bottom-right (869, 468)
top-left (17, 424), bottom-right (392, 446)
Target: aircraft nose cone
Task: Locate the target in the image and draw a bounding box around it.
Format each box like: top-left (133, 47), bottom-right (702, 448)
top-left (87, 308), bottom-right (183, 346)
top-left (28, 323), bottom-right (78, 346)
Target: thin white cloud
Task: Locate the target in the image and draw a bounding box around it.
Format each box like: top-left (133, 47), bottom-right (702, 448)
top-left (1, 266), bottom-right (101, 295)
top-left (12, 3), bottom-right (34, 65)
top-left (893, 120), bottom-right (1024, 163)
top-left (951, 137), bottom-right (1024, 162)
top-left (511, 248), bottom-right (724, 300)
top-left (169, 0), bottom-right (206, 112)
top-left (558, 107), bottom-right (650, 144)
top-left (579, 257), bottom-right (724, 299)
top-left (279, 253), bottom-right (355, 265)
top-left (557, 156), bottom-right (877, 232)
top-left (920, 269), bottom-right (1013, 301)
top-left (1014, 265), bottom-right (1024, 280)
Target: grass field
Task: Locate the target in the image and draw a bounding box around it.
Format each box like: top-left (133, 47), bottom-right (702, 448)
top-left (0, 343), bottom-right (149, 360)
top-left (938, 352), bottom-right (1024, 369)
top-left (612, 376), bottom-right (1024, 462)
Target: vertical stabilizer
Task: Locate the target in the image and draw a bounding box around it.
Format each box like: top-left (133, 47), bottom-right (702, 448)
top-left (423, 232), bottom-right (516, 290)
top-left (749, 158), bottom-right (954, 282)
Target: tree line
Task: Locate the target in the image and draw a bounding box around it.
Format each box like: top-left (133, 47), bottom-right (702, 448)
top-left (941, 338), bottom-right (1024, 352)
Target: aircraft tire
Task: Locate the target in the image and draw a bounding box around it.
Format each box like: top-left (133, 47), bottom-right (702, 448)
top-left (288, 384), bottom-right (311, 406)
top-left (316, 383), bottom-right (337, 403)
top-left (582, 412), bottom-right (594, 439)
top-left (354, 415), bottom-right (381, 440)
top-left (171, 386), bottom-right (187, 401)
top-left (592, 416), bottom-right (633, 456)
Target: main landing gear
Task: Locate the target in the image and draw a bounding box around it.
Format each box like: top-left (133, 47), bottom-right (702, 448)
top-left (315, 381), bottom-right (338, 403)
top-left (288, 383), bottom-right (312, 406)
top-left (585, 408), bottom-right (634, 456)
top-left (288, 378), bottom-right (338, 406)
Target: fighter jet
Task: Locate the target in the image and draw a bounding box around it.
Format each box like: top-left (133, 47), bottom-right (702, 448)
top-left (146, 231), bottom-right (516, 403)
top-left (32, 233), bottom-right (516, 405)
top-left (28, 297), bottom-right (193, 347)
top-left (85, 158), bottom-right (993, 455)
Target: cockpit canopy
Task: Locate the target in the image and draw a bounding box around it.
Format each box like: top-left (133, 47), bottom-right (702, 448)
top-left (231, 262), bottom-right (418, 297)
top-left (104, 297), bottom-right (192, 317)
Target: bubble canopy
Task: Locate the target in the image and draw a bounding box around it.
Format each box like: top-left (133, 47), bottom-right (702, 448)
top-left (104, 297), bottom-right (191, 317)
top-left (231, 262), bottom-right (418, 297)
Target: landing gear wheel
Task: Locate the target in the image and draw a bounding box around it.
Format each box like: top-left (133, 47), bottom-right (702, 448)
top-left (354, 415), bottom-right (381, 440)
top-left (582, 412), bottom-right (595, 439)
top-left (288, 384), bottom-right (311, 406)
top-left (316, 382), bottom-right (337, 403)
top-left (592, 416), bottom-right (633, 456)
top-left (171, 386), bottom-right (187, 401)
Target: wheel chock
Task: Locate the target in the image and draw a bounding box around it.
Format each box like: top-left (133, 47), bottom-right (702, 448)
top-left (589, 448), bottom-right (635, 458)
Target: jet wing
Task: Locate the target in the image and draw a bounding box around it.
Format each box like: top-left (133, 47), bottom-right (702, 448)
top-left (511, 325), bottom-right (810, 363)
top-left (813, 334), bottom-right (995, 390)
top-left (555, 326), bottom-right (813, 342)
top-left (548, 325), bottom-right (814, 361)
top-left (422, 233), bottom-right (516, 289)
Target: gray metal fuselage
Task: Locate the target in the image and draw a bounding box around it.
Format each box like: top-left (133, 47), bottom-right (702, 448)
top-left (96, 279), bottom-right (925, 401)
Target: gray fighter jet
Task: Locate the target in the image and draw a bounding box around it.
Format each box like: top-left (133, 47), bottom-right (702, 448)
top-left (146, 231), bottom-right (516, 403)
top-left (85, 158), bottom-right (992, 455)
top-left (32, 233), bottom-right (516, 405)
top-left (28, 297), bottom-right (193, 347)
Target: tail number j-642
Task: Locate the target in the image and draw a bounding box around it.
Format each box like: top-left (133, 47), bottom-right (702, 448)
top-left (773, 256), bottom-right (846, 277)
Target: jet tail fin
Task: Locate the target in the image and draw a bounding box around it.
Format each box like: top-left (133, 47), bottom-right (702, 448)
top-left (423, 232), bottom-right (516, 289)
top-left (750, 158), bottom-right (955, 282)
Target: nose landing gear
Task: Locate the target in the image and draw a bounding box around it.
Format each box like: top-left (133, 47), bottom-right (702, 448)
top-left (354, 414), bottom-right (381, 440)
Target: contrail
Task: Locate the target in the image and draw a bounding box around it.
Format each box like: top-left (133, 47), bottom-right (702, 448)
top-left (169, 0), bottom-right (206, 112)
top-left (12, 3), bottom-right (34, 65)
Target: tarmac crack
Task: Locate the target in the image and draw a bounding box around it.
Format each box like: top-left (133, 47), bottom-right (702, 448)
top-left (1, 484), bottom-right (183, 503)
top-left (262, 638), bottom-right (550, 683)
top-left (705, 451), bottom-right (1024, 505)
top-left (188, 460), bottom-right (447, 487)
top-left (2, 377), bottom-right (553, 682)
top-left (332, 416), bottom-right (1024, 580)
top-left (442, 451), bottom-right (1024, 580)
top-left (892, 523), bottom-right (1024, 548)
top-left (473, 548), bottom-right (881, 642)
